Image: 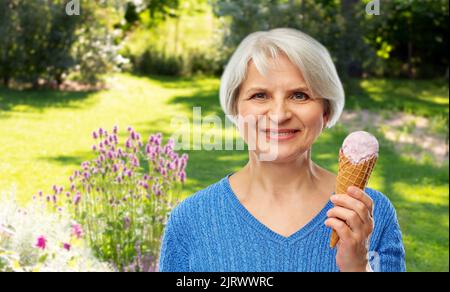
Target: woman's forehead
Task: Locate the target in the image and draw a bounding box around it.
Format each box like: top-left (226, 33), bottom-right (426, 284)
top-left (242, 57), bottom-right (308, 90)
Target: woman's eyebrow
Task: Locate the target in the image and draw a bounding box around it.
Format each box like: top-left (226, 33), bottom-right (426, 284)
top-left (245, 86), bottom-right (310, 94)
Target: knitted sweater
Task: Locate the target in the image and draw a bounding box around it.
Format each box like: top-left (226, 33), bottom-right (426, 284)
top-left (159, 174), bottom-right (406, 272)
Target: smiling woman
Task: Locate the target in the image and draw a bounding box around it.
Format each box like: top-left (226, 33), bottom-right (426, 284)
top-left (158, 27), bottom-right (405, 272)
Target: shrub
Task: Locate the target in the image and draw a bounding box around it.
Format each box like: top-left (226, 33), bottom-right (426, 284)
top-left (39, 126), bottom-right (188, 271)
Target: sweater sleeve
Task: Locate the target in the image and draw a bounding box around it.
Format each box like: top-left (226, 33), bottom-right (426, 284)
top-left (371, 202), bottom-right (406, 272)
top-left (158, 206), bottom-right (190, 272)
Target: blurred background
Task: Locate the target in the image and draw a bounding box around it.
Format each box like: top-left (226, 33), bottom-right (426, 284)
top-left (0, 0), bottom-right (448, 271)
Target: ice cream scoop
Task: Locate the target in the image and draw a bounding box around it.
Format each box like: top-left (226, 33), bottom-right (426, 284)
top-left (341, 131), bottom-right (379, 163)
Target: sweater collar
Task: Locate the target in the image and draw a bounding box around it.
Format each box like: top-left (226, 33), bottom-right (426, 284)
top-left (220, 173), bottom-right (333, 245)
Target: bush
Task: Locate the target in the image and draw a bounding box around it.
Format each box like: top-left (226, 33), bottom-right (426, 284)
top-left (132, 48), bottom-right (184, 76)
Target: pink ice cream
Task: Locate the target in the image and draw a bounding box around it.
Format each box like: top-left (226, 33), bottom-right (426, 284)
top-left (341, 131), bottom-right (379, 164)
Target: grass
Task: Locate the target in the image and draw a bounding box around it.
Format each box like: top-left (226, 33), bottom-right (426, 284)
top-left (0, 73), bottom-right (448, 271)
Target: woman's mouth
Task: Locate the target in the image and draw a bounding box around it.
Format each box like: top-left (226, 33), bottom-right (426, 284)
top-left (261, 129), bottom-right (301, 141)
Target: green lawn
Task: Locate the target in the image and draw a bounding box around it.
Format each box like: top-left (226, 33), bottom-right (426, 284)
top-left (0, 73), bottom-right (448, 271)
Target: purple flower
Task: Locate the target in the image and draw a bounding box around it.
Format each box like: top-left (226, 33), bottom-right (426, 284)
top-left (127, 126), bottom-right (133, 132)
top-left (93, 131), bottom-right (98, 139)
top-left (113, 125), bottom-right (118, 134)
top-left (92, 145), bottom-right (97, 151)
top-left (104, 139), bottom-right (109, 146)
top-left (125, 139), bottom-right (132, 149)
top-left (131, 131), bottom-right (136, 140)
top-left (38, 191), bottom-right (43, 197)
top-left (65, 192), bottom-right (71, 198)
top-left (63, 242), bottom-right (71, 251)
top-left (35, 235), bottom-right (47, 250)
top-left (179, 171), bottom-right (186, 183)
top-left (124, 217), bottom-right (131, 230)
top-left (142, 182), bottom-right (149, 189)
top-left (73, 192), bottom-right (81, 205)
top-left (112, 164), bottom-right (119, 172)
top-left (107, 151), bottom-right (114, 160)
top-left (98, 128), bottom-right (104, 137)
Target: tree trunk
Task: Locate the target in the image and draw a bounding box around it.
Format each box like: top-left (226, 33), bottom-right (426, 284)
top-left (341, 0), bottom-right (363, 77)
top-left (407, 40), bottom-right (414, 79)
top-left (3, 76), bottom-right (10, 88)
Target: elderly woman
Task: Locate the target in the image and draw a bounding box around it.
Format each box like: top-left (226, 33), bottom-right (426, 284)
top-left (159, 28), bottom-right (405, 272)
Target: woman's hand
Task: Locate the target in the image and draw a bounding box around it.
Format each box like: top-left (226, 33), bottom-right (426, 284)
top-left (325, 186), bottom-right (374, 272)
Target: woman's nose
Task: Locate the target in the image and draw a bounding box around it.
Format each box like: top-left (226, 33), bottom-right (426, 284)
top-left (267, 99), bottom-right (292, 124)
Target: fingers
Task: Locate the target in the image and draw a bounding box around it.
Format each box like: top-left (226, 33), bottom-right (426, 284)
top-left (325, 218), bottom-right (353, 242)
top-left (346, 186), bottom-right (374, 216)
top-left (327, 206), bottom-right (364, 232)
top-left (330, 192), bottom-right (372, 225)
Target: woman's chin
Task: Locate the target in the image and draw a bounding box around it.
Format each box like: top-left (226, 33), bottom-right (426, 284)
top-left (255, 147), bottom-right (306, 163)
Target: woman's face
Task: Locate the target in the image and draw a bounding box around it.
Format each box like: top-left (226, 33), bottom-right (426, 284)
top-left (236, 53), bottom-right (329, 162)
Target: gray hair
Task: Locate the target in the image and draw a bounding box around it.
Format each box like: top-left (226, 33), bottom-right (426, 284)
top-left (219, 27), bottom-right (345, 129)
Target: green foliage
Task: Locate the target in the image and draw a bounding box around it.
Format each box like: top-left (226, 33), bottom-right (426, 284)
top-left (0, 0), bottom-right (124, 88)
top-left (211, 0), bottom-right (449, 79)
top-left (362, 0), bottom-right (449, 78)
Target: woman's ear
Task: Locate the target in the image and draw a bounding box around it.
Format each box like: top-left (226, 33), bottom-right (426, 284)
top-left (322, 101), bottom-right (330, 130)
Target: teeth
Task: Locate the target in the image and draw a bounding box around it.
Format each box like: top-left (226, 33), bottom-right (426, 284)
top-left (266, 131), bottom-right (297, 136)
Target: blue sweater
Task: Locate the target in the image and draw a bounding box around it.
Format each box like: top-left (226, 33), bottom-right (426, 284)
top-left (159, 174), bottom-right (406, 272)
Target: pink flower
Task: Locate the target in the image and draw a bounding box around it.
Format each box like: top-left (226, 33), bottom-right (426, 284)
top-left (35, 235), bottom-right (47, 250)
top-left (72, 224), bottom-right (83, 239)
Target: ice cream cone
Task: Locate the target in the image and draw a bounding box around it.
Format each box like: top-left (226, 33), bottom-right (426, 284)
top-left (330, 148), bottom-right (378, 248)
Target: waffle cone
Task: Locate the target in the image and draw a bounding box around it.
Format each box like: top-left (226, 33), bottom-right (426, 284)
top-left (330, 149), bottom-right (377, 248)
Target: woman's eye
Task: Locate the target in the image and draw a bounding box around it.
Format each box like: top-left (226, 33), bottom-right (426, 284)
top-left (292, 92), bottom-right (309, 101)
top-left (251, 93), bottom-right (266, 99)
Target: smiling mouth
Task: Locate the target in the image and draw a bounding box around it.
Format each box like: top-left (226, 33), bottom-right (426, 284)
top-left (260, 129), bottom-right (301, 139)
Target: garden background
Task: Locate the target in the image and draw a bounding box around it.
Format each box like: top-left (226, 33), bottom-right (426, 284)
top-left (0, 0), bottom-right (448, 271)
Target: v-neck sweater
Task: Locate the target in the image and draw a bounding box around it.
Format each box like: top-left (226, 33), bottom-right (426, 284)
top-left (159, 174), bottom-right (406, 272)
